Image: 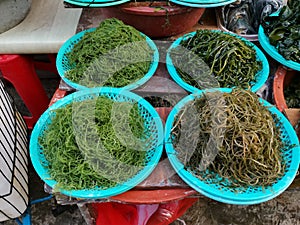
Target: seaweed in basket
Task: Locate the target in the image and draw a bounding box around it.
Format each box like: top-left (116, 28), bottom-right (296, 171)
top-left (262, 0), bottom-right (300, 63)
top-left (66, 18), bottom-right (153, 88)
top-left (171, 89), bottom-right (288, 189)
top-left (38, 96), bottom-right (149, 190)
top-left (170, 30), bottom-right (262, 90)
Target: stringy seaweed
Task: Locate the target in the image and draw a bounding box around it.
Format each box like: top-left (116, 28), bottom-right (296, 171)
top-left (39, 96), bottom-right (149, 190)
top-left (171, 89), bottom-right (287, 190)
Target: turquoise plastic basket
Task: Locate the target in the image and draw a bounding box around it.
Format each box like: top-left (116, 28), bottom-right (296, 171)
top-left (30, 87), bottom-right (164, 199)
top-left (166, 30), bottom-right (269, 93)
top-left (56, 28), bottom-right (159, 90)
top-left (165, 88), bottom-right (300, 205)
top-left (258, 26), bottom-right (300, 72)
top-left (64, 0), bottom-right (130, 7)
top-left (169, 0), bottom-right (236, 8)
top-left (67, 0), bottom-right (120, 2)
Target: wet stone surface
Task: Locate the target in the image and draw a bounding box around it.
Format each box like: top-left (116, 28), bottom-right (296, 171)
top-left (172, 188), bottom-right (300, 225)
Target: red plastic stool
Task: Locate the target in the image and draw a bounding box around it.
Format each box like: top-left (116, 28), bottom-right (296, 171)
top-left (0, 54), bottom-right (50, 129)
top-left (33, 54), bottom-right (58, 75)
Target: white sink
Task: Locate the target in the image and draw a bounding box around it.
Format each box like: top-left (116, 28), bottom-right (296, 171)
top-left (0, 0), bottom-right (32, 34)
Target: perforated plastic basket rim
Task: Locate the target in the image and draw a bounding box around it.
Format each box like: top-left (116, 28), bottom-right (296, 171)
top-left (56, 28), bottom-right (159, 90)
top-left (64, 0), bottom-right (130, 7)
top-left (166, 30), bottom-right (269, 93)
top-left (258, 26), bottom-right (300, 72)
top-left (30, 87), bottom-right (164, 199)
top-left (169, 0), bottom-right (237, 8)
top-left (66, 0), bottom-right (122, 3)
top-left (169, 0), bottom-right (231, 3)
top-left (164, 88), bottom-right (300, 205)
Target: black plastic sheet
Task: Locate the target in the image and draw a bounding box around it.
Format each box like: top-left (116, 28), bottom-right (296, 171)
top-left (221, 0), bottom-right (282, 35)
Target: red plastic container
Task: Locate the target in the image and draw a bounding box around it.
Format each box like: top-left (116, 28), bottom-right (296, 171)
top-left (101, 2), bottom-right (205, 38)
top-left (273, 65), bottom-right (297, 112)
top-left (273, 65), bottom-right (300, 140)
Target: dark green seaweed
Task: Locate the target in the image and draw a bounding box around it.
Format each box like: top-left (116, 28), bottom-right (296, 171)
top-left (262, 0), bottom-right (300, 63)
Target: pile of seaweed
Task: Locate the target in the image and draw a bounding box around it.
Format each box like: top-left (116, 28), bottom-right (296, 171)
top-left (170, 29), bottom-right (262, 90)
top-left (66, 18), bottom-right (153, 88)
top-left (171, 89), bottom-right (287, 189)
top-left (262, 0), bottom-right (300, 63)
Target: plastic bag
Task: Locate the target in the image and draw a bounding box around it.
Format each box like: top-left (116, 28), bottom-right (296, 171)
top-left (253, 0), bottom-right (283, 32)
top-left (93, 198), bottom-right (197, 225)
top-left (225, 1), bottom-right (255, 35)
top-left (222, 0), bottom-right (282, 35)
top-left (93, 202), bottom-right (158, 225)
top-left (146, 198), bottom-right (197, 225)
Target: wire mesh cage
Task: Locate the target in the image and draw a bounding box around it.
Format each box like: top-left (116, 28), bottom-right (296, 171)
top-left (0, 79), bottom-right (29, 222)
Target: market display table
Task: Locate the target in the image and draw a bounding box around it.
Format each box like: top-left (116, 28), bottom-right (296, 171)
top-left (1, 1), bottom-right (299, 224)
top-left (0, 2), bottom-right (219, 224)
top-left (45, 8), bottom-right (217, 222)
